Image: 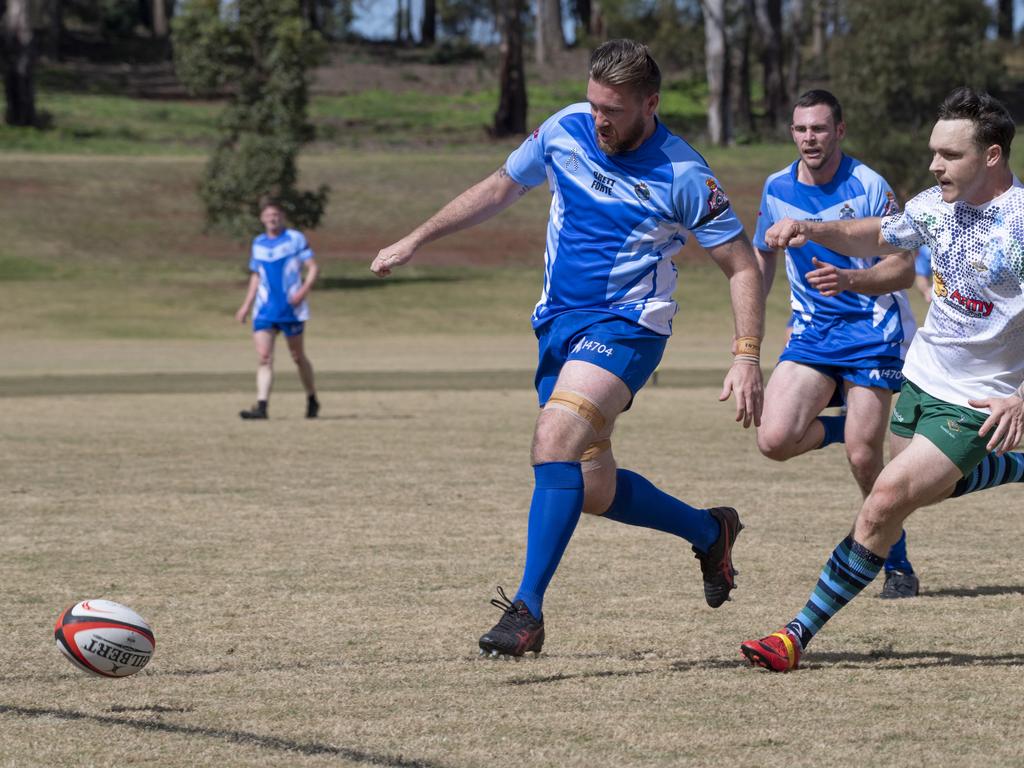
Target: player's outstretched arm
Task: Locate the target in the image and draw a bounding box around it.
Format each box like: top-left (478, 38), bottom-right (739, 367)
top-left (371, 166), bottom-right (531, 278)
top-left (765, 216), bottom-right (894, 258)
top-left (805, 250), bottom-right (915, 297)
top-left (705, 233), bottom-right (765, 428)
top-left (235, 272), bottom-right (259, 323)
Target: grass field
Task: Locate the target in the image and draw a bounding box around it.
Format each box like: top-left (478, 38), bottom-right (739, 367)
top-left (3, 384), bottom-right (1024, 767)
top-left (4, 96), bottom-right (1024, 764)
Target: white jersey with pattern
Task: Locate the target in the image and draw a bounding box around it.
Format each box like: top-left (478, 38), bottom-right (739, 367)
top-left (880, 178), bottom-right (1024, 407)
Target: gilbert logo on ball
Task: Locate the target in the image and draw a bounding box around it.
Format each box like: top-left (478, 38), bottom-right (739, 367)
top-left (54, 600), bottom-right (155, 678)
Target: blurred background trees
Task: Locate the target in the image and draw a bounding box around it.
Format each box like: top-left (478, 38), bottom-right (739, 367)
top-left (2, 0), bottom-right (1020, 217)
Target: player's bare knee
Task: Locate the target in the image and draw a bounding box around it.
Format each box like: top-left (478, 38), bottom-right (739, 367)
top-left (757, 428), bottom-right (797, 461)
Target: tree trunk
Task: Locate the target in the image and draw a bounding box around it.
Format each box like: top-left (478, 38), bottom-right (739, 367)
top-left (494, 0), bottom-right (527, 137)
top-left (811, 0), bottom-right (826, 69)
top-left (998, 0), bottom-right (1013, 40)
top-left (785, 0), bottom-right (804, 103)
top-left (754, 0), bottom-right (787, 135)
top-left (575, 0), bottom-right (591, 34)
top-left (152, 0), bottom-right (168, 38)
top-left (535, 0), bottom-right (565, 65)
top-left (421, 0), bottom-right (436, 45)
top-left (702, 0), bottom-right (731, 145)
top-left (590, 0), bottom-right (604, 38)
top-left (729, 0), bottom-right (754, 136)
top-left (4, 0), bottom-right (36, 127)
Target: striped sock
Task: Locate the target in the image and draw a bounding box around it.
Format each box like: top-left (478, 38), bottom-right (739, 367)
top-left (816, 415), bottom-right (846, 449)
top-left (786, 535), bottom-right (884, 650)
top-left (951, 452), bottom-right (1024, 497)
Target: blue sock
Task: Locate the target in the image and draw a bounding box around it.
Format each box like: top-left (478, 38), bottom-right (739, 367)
top-left (786, 535), bottom-right (884, 650)
top-left (602, 469), bottom-right (719, 553)
top-left (817, 415), bottom-right (846, 449)
top-left (514, 462), bottom-right (584, 619)
top-left (951, 452), bottom-right (1024, 497)
top-left (884, 529), bottom-right (913, 573)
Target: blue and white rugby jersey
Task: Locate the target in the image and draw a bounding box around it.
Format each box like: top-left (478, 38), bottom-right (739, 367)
top-left (505, 103), bottom-right (744, 336)
top-left (754, 154), bottom-right (916, 364)
top-left (249, 229), bottom-right (314, 324)
top-left (881, 179), bottom-right (1024, 407)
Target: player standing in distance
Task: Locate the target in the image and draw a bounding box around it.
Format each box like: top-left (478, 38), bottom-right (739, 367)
top-left (754, 90), bottom-right (921, 599)
top-left (742, 88), bottom-right (1024, 672)
top-left (372, 39), bottom-right (765, 657)
top-left (235, 197), bottom-right (321, 420)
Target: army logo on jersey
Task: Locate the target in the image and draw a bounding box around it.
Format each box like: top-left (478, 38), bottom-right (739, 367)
top-left (882, 191), bottom-right (900, 216)
top-left (839, 202), bottom-right (855, 219)
top-left (705, 178), bottom-right (730, 214)
top-left (634, 181), bottom-right (651, 201)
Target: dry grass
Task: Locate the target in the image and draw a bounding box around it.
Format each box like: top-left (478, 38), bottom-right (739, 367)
top-left (3, 374), bottom-right (1024, 767)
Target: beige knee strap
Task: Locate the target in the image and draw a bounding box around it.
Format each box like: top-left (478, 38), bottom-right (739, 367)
top-left (580, 438), bottom-right (611, 462)
top-left (545, 390), bottom-right (606, 434)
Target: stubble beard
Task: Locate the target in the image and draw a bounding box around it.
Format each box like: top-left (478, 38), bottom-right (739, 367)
top-left (596, 116), bottom-right (647, 155)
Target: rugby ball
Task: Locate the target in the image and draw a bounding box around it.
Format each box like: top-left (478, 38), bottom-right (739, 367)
top-left (54, 600), bottom-right (155, 678)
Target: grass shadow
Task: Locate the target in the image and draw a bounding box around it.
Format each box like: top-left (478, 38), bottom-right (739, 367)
top-left (317, 273), bottom-right (466, 291)
top-left (917, 584), bottom-right (1024, 598)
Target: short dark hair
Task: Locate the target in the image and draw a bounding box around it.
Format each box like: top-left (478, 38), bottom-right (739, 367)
top-left (937, 87), bottom-right (1015, 159)
top-left (589, 39), bottom-right (661, 97)
top-left (258, 195), bottom-right (283, 214)
top-left (793, 89), bottom-right (843, 125)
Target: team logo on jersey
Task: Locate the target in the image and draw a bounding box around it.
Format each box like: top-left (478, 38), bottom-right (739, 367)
top-left (882, 191), bottom-right (900, 216)
top-left (564, 149), bottom-right (580, 173)
top-left (839, 202), bottom-right (856, 219)
top-left (971, 259), bottom-right (988, 273)
top-left (531, 126), bottom-right (540, 141)
top-left (947, 288), bottom-right (994, 317)
top-left (634, 181), bottom-right (651, 201)
top-left (705, 179), bottom-right (729, 214)
top-left (933, 270), bottom-right (948, 298)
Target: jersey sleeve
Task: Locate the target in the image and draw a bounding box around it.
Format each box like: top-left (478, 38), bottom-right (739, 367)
top-left (673, 165), bottom-right (744, 249)
top-left (504, 121), bottom-right (551, 188)
top-left (880, 190), bottom-right (931, 249)
top-left (293, 230), bottom-right (314, 261)
top-left (752, 180), bottom-right (775, 251)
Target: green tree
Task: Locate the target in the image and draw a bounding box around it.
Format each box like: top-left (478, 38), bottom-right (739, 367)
top-left (173, 0), bottom-right (329, 236)
top-left (830, 0), bottom-right (1002, 198)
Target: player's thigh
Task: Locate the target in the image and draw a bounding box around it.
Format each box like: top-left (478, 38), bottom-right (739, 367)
top-left (842, 384), bottom-right (892, 450)
top-left (863, 433), bottom-right (963, 520)
top-left (284, 330), bottom-right (306, 359)
top-left (253, 329), bottom-right (276, 360)
top-left (761, 361), bottom-right (836, 437)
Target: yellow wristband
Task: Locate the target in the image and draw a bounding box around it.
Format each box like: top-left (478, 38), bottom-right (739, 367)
top-left (735, 336), bottom-right (762, 357)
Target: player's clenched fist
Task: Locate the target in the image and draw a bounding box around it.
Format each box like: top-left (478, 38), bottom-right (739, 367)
top-left (764, 217), bottom-right (810, 249)
top-left (371, 239), bottom-right (416, 278)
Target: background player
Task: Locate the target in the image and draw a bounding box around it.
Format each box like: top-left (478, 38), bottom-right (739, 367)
top-left (235, 197), bottom-right (320, 420)
top-left (754, 90), bottom-right (920, 598)
top-left (742, 88), bottom-right (1024, 672)
top-left (372, 39), bottom-right (764, 658)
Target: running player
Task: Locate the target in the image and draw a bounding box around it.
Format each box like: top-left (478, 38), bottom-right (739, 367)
top-left (754, 90), bottom-right (921, 599)
top-left (372, 39), bottom-right (765, 657)
top-left (235, 197), bottom-right (320, 420)
top-left (742, 87), bottom-right (1024, 672)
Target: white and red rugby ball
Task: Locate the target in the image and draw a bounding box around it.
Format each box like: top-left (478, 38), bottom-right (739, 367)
top-left (54, 600), bottom-right (155, 678)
